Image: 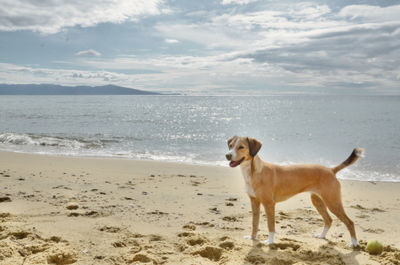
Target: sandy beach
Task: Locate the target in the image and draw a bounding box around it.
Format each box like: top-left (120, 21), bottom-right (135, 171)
top-left (0, 150), bottom-right (399, 265)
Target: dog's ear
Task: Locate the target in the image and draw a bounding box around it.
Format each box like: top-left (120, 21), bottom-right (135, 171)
top-left (227, 136), bottom-right (237, 147)
top-left (247, 137), bottom-right (262, 157)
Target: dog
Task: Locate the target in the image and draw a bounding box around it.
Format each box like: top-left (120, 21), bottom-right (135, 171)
top-left (225, 136), bottom-right (364, 247)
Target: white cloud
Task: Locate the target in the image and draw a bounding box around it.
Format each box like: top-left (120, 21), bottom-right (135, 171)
top-left (155, 23), bottom-right (252, 49)
top-left (150, 3), bottom-right (400, 93)
top-left (0, 0), bottom-right (166, 34)
top-left (75, 49), bottom-right (101, 57)
top-left (0, 53), bottom-right (287, 94)
top-left (339, 5), bottom-right (400, 23)
top-left (212, 4), bottom-right (334, 32)
top-left (221, 0), bottom-right (258, 5)
top-left (157, 3), bottom-right (339, 50)
top-left (164, 38), bottom-right (179, 44)
top-left (0, 63), bottom-right (125, 85)
top-left (1, 2), bottom-right (400, 94)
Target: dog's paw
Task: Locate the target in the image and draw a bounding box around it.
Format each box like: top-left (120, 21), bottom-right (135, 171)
top-left (244, 235), bottom-right (256, 240)
top-left (347, 238), bottom-right (358, 248)
top-left (313, 226), bottom-right (329, 239)
top-left (313, 233), bottom-right (326, 239)
top-left (263, 239), bottom-right (274, 245)
top-left (347, 242), bottom-right (358, 247)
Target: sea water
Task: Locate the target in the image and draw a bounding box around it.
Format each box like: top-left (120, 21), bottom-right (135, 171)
top-left (0, 95), bottom-right (399, 182)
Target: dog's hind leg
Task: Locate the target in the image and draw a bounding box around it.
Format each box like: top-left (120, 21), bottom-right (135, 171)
top-left (310, 193), bottom-right (332, 239)
top-left (321, 183), bottom-right (357, 247)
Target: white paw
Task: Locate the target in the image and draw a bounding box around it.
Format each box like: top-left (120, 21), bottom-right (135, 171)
top-left (244, 235), bottom-right (256, 240)
top-left (347, 238), bottom-right (358, 247)
top-left (263, 239), bottom-right (274, 245)
top-left (313, 226), bottom-right (329, 239)
top-left (263, 232), bottom-right (275, 244)
top-left (313, 233), bottom-right (326, 239)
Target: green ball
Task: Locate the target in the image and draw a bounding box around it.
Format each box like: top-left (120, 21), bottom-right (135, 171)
top-left (366, 240), bottom-right (383, 255)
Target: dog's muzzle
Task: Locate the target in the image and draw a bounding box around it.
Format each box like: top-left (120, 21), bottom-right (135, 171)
top-left (225, 153), bottom-right (232, 161)
top-left (229, 157), bottom-right (244, 167)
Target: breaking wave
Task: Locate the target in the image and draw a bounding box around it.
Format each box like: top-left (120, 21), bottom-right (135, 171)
top-left (0, 132), bottom-right (103, 150)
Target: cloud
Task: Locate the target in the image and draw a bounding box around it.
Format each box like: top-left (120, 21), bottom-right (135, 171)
top-left (198, 4), bottom-right (400, 92)
top-left (155, 23), bottom-right (250, 49)
top-left (1, 2), bottom-right (400, 94)
top-left (0, 0), bottom-right (166, 34)
top-left (0, 52), bottom-right (280, 94)
top-left (75, 49), bottom-right (101, 57)
top-left (221, 0), bottom-right (258, 5)
top-left (156, 3), bottom-right (338, 50)
top-left (0, 63), bottom-right (125, 85)
top-left (164, 38), bottom-right (179, 44)
top-left (338, 5), bottom-right (400, 22)
top-left (211, 4), bottom-right (335, 32)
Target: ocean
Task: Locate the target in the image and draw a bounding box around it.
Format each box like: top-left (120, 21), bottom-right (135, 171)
top-left (0, 95), bottom-right (399, 182)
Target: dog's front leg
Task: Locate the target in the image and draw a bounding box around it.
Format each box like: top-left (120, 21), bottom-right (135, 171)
top-left (250, 197), bottom-right (260, 239)
top-left (244, 196), bottom-right (260, 240)
top-left (263, 201), bottom-right (275, 244)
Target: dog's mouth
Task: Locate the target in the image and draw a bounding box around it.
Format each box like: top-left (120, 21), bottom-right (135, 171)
top-left (229, 157), bottom-right (244, 167)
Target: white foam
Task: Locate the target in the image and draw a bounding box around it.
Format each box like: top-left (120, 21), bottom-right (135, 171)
top-left (0, 133), bottom-right (398, 182)
top-left (0, 132), bottom-right (102, 150)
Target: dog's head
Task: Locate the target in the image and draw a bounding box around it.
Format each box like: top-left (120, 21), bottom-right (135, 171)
top-left (225, 136), bottom-right (262, 167)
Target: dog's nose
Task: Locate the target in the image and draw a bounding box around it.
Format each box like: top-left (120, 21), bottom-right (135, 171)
top-left (226, 153), bottom-right (232, 160)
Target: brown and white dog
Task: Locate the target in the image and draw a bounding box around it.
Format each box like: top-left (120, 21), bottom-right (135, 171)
top-left (226, 136), bottom-right (364, 247)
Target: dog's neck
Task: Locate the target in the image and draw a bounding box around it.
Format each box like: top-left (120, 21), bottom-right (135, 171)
top-left (240, 155), bottom-right (262, 176)
top-left (240, 155), bottom-right (262, 198)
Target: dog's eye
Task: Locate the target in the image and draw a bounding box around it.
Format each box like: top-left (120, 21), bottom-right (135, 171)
top-left (238, 146), bottom-right (244, 150)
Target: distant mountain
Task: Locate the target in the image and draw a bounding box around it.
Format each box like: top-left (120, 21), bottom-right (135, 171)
top-left (0, 84), bottom-right (161, 95)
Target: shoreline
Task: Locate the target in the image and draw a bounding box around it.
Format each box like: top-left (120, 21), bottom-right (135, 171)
top-left (1, 149), bottom-right (399, 183)
top-left (0, 147), bottom-right (229, 167)
top-left (0, 149), bottom-right (228, 168)
top-left (1, 150), bottom-right (400, 264)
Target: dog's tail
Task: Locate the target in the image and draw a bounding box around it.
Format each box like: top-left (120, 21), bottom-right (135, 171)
top-left (332, 148), bottom-right (365, 174)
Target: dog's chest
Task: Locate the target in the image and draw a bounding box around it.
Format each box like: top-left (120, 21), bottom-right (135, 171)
top-left (241, 163), bottom-right (256, 197)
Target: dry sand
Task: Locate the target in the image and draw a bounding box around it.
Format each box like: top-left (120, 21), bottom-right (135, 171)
top-left (0, 150), bottom-right (399, 265)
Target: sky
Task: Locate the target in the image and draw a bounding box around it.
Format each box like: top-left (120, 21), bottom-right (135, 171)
top-left (0, 0), bottom-right (399, 95)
